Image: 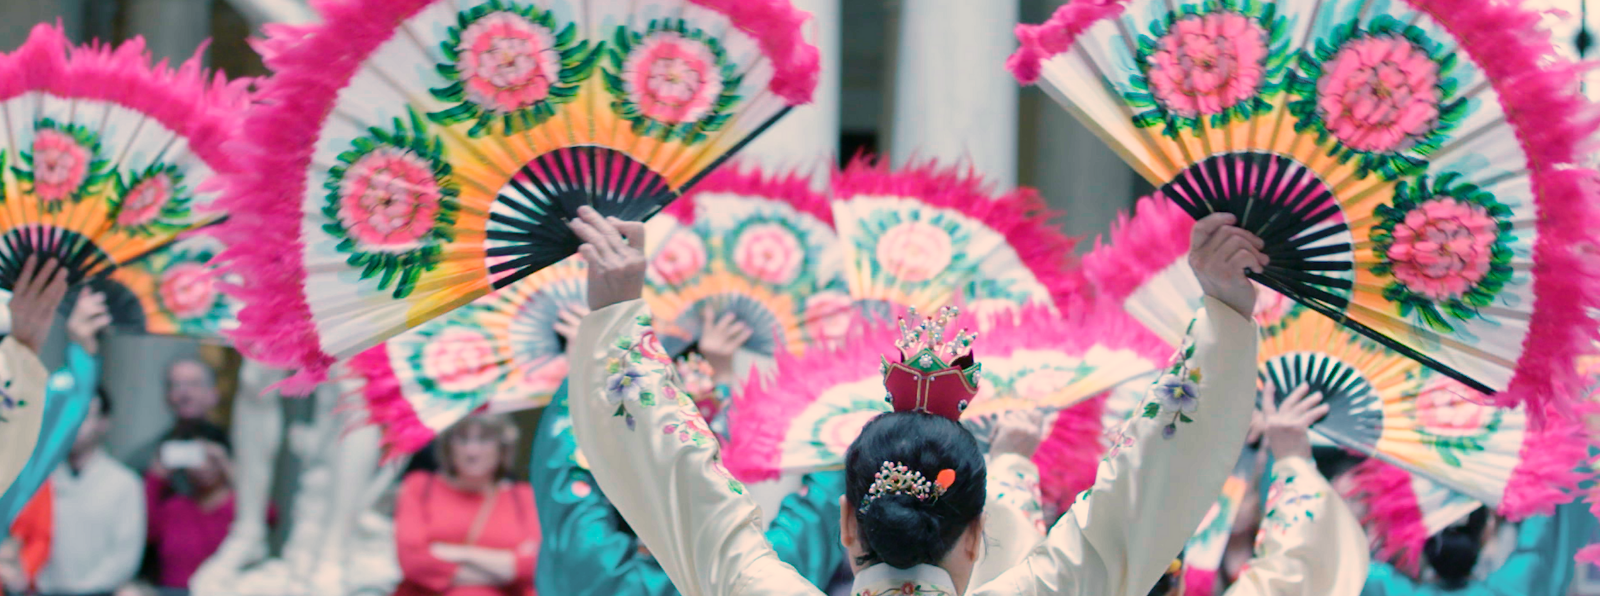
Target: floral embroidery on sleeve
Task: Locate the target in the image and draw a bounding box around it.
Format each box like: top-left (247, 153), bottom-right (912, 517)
top-left (1142, 318), bottom-right (1202, 439)
top-left (604, 314), bottom-right (680, 430)
top-left (1255, 471), bottom-right (1323, 556)
top-left (854, 581), bottom-right (957, 596)
top-left (662, 390), bottom-right (746, 495)
top-left (990, 459), bottom-right (1045, 531)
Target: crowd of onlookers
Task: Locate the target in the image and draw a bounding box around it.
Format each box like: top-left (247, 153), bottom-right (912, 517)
top-left (0, 353), bottom-right (258, 596)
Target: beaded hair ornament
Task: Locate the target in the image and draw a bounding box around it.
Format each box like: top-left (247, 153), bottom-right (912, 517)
top-left (860, 461), bottom-right (958, 512)
top-left (880, 306), bottom-right (981, 422)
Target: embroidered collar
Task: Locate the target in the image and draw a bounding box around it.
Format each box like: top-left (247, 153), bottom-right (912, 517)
top-left (851, 564), bottom-right (959, 596)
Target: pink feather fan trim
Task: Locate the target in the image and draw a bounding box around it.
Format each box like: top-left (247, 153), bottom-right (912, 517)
top-left (1033, 395), bottom-right (1106, 516)
top-left (668, 160), bottom-right (831, 224)
top-left (347, 345), bottom-right (436, 461)
top-left (832, 158), bottom-right (1088, 317)
top-left (1408, 0), bottom-right (1600, 424)
top-left (1006, 0), bottom-right (1130, 85)
top-left (0, 22), bottom-right (252, 192)
top-left (687, 0), bottom-right (820, 105)
top-left (1339, 458), bottom-right (1431, 577)
top-left (726, 303), bottom-right (1164, 482)
top-left (1180, 568), bottom-right (1220, 596)
top-left (214, 0), bottom-right (818, 394)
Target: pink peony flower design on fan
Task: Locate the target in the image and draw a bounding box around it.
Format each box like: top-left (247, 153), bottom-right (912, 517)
top-left (732, 223), bottom-right (804, 286)
top-left (421, 329), bottom-right (502, 394)
top-left (803, 291), bottom-right (855, 344)
top-left (623, 33), bottom-right (725, 125)
top-left (1382, 198), bottom-right (1498, 301)
top-left (118, 173), bottom-right (174, 228)
top-left (1413, 379), bottom-right (1497, 438)
top-left (29, 129), bottom-right (92, 204)
top-left (875, 221), bottom-right (953, 283)
top-left (1145, 12), bottom-right (1270, 118)
top-left (337, 148), bottom-right (445, 251)
top-left (157, 262), bottom-right (218, 319)
top-left (1316, 36), bottom-right (1440, 153)
top-left (456, 12), bottom-right (561, 113)
top-left (651, 231), bottom-right (708, 286)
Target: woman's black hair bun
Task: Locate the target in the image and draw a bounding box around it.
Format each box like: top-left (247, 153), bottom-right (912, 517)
top-left (858, 492), bottom-right (946, 569)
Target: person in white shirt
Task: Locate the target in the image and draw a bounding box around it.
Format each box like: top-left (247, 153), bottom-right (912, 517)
top-left (34, 390), bottom-right (146, 596)
top-left (562, 207), bottom-right (1267, 596)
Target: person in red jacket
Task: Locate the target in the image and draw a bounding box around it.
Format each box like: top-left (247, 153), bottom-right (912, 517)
top-left (393, 414), bottom-right (539, 596)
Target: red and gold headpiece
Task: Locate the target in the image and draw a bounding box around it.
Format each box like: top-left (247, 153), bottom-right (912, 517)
top-left (880, 306), bottom-right (981, 421)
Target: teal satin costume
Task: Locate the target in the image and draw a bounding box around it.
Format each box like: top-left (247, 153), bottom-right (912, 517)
top-left (1361, 501), bottom-right (1592, 596)
top-left (0, 342), bottom-right (98, 533)
top-left (531, 380), bottom-right (845, 595)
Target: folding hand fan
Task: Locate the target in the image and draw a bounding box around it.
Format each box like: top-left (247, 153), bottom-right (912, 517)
top-left (641, 163), bottom-right (850, 358)
top-left (351, 255), bottom-right (586, 456)
top-left (1336, 457), bottom-right (1483, 577)
top-left (1084, 194), bottom-right (1199, 348)
top-left (54, 236), bottom-right (238, 338)
top-left (724, 305), bottom-right (1168, 482)
top-left (830, 160), bottom-right (1085, 328)
top-left (1181, 449), bottom-right (1257, 596)
top-left (0, 24), bottom-right (247, 312)
top-left (1257, 311), bottom-right (1591, 520)
top-left (1031, 395), bottom-right (1108, 519)
top-left (217, 0), bottom-right (821, 392)
top-left (1011, 0), bottom-right (1600, 415)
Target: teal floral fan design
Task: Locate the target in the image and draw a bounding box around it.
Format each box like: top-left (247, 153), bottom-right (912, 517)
top-left (1010, 0), bottom-right (1600, 416)
top-left (1255, 308), bottom-right (1589, 517)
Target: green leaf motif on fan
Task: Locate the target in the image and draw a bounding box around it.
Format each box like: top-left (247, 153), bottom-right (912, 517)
top-left (321, 109), bottom-right (462, 299)
top-left (111, 163), bottom-right (193, 237)
top-left (1125, 0), bottom-right (1290, 138)
top-left (1368, 173), bottom-right (1514, 335)
top-left (722, 217), bottom-right (820, 290)
top-left (146, 243), bottom-right (232, 335)
top-left (14, 119), bottom-right (112, 212)
top-left (1409, 376), bottom-right (1504, 467)
top-left (601, 19), bottom-right (743, 144)
top-left (1284, 16), bottom-right (1469, 181)
top-left (406, 318), bottom-right (508, 404)
top-left (429, 1), bottom-right (597, 138)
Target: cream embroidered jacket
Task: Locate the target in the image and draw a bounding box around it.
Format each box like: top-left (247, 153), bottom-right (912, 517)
top-left (1223, 456), bottom-right (1369, 596)
top-left (570, 297), bottom-right (1257, 596)
top-left (0, 336), bottom-right (53, 498)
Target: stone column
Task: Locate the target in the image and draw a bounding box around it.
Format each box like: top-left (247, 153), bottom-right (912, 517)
top-left (221, 0), bottom-right (318, 29)
top-left (887, 0), bottom-right (1020, 188)
top-left (1018, 89), bottom-right (1143, 244)
top-left (123, 0), bottom-right (213, 62)
top-left (737, 0), bottom-right (841, 187)
top-left (0, 0), bottom-right (85, 49)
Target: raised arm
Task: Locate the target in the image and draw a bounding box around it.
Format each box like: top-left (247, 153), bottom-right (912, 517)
top-left (0, 257), bottom-right (69, 498)
top-left (567, 207), bottom-right (820, 596)
top-left (1225, 387), bottom-right (1367, 596)
top-left (971, 213), bottom-right (1265, 596)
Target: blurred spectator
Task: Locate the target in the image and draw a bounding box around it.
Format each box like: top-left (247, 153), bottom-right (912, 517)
top-left (128, 359), bottom-right (222, 471)
top-left (144, 420), bottom-right (270, 593)
top-left (394, 414), bottom-right (539, 596)
top-left (33, 391), bottom-right (145, 596)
